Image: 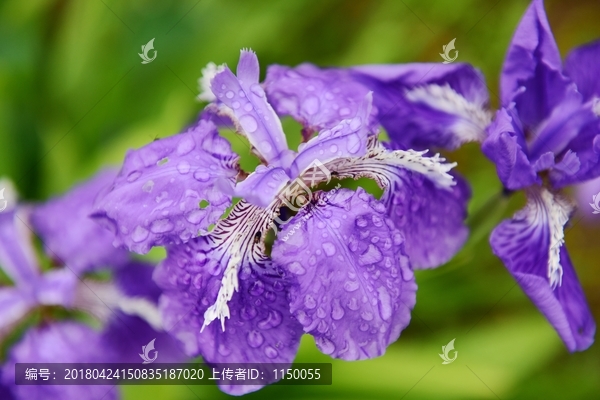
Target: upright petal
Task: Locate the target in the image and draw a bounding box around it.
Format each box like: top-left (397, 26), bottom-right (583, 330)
top-left (0, 210), bottom-right (38, 286)
top-left (92, 120), bottom-right (238, 254)
top-left (31, 170), bottom-right (128, 273)
top-left (564, 39), bottom-right (600, 102)
top-left (1, 322), bottom-right (119, 400)
top-left (490, 187), bottom-right (595, 351)
top-left (351, 63), bottom-right (490, 150)
top-left (290, 93), bottom-right (373, 179)
top-left (272, 188), bottom-right (417, 360)
top-left (154, 201), bottom-right (303, 395)
top-left (482, 107), bottom-right (540, 190)
top-left (229, 165), bottom-right (290, 208)
top-left (211, 50), bottom-right (295, 168)
top-left (321, 138), bottom-right (466, 268)
top-left (501, 0), bottom-right (570, 127)
top-left (264, 64), bottom-right (377, 139)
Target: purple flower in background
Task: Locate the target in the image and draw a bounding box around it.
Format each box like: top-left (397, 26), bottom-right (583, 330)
top-left (482, 0), bottom-right (599, 352)
top-left (0, 172), bottom-right (184, 400)
top-left (93, 49), bottom-right (486, 394)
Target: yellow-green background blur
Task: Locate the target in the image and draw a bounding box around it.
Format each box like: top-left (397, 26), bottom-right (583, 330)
top-left (1, 0), bottom-right (599, 399)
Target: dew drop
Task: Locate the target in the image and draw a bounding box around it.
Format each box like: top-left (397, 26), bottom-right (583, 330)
top-left (264, 346), bottom-right (278, 359)
top-left (304, 294), bottom-right (317, 309)
top-left (193, 170), bottom-right (210, 182)
top-left (317, 307), bottom-right (326, 318)
top-left (258, 310), bottom-right (283, 329)
top-left (249, 280), bottom-right (265, 296)
top-left (177, 136), bottom-right (196, 155)
top-left (246, 330), bottom-right (264, 348)
top-left (359, 323), bottom-right (369, 332)
top-left (317, 320), bottom-right (328, 333)
top-left (329, 144), bottom-right (338, 153)
top-left (358, 244), bottom-right (383, 265)
top-left (287, 261), bottom-right (306, 275)
top-left (132, 226), bottom-right (149, 243)
top-left (142, 180), bottom-right (154, 193)
top-left (322, 242), bottom-right (336, 256)
top-left (331, 299), bottom-right (345, 320)
top-left (150, 219), bottom-right (174, 233)
top-left (261, 141), bottom-right (273, 154)
top-left (177, 161), bottom-right (191, 174)
top-left (316, 337), bottom-right (335, 355)
top-left (218, 343), bottom-right (231, 356)
top-left (304, 95), bottom-right (320, 115)
top-left (225, 90), bottom-right (234, 99)
top-left (240, 115), bottom-right (258, 133)
top-left (250, 84), bottom-right (264, 97)
top-left (241, 305), bottom-right (257, 320)
top-left (232, 101), bottom-right (240, 109)
top-left (127, 171), bottom-right (141, 182)
top-left (244, 102), bottom-right (253, 111)
top-left (343, 280), bottom-right (359, 292)
top-left (377, 287), bottom-right (392, 320)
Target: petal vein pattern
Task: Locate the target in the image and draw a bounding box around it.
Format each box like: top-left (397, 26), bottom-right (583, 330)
top-left (200, 200), bottom-right (278, 331)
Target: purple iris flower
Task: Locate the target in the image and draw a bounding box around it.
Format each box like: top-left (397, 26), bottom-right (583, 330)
top-left (93, 49), bottom-right (488, 394)
top-left (482, 0), bottom-right (599, 352)
top-left (0, 171), bottom-right (184, 400)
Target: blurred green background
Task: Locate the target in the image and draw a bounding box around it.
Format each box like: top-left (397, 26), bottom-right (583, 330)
top-left (1, 0), bottom-right (599, 399)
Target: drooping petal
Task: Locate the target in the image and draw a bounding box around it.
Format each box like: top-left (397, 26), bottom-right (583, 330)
top-left (564, 39), bottom-right (600, 102)
top-left (92, 120), bottom-right (238, 254)
top-left (501, 0), bottom-right (571, 127)
top-left (1, 322), bottom-right (119, 400)
top-left (229, 165), bottom-right (290, 208)
top-left (482, 107), bottom-right (540, 190)
top-left (264, 64), bottom-right (378, 139)
top-left (289, 93), bottom-right (373, 179)
top-left (154, 202), bottom-right (303, 394)
top-left (490, 187), bottom-right (595, 351)
top-left (350, 62), bottom-right (490, 150)
top-left (101, 312), bottom-right (186, 364)
top-left (385, 170), bottom-right (471, 269)
top-left (317, 138), bottom-right (465, 268)
top-left (0, 210), bottom-right (38, 286)
top-left (210, 50), bottom-right (295, 168)
top-left (271, 188), bottom-right (417, 360)
top-left (31, 170), bottom-right (129, 273)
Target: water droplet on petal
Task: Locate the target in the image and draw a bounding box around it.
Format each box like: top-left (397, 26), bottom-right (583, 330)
top-left (142, 180), bottom-right (154, 193)
top-left (241, 305), bottom-right (257, 320)
top-left (249, 280), bottom-right (265, 296)
top-left (132, 226), bottom-right (149, 243)
top-left (240, 115), bottom-right (258, 133)
top-left (246, 330), bottom-right (264, 348)
top-left (177, 136), bottom-right (196, 155)
top-left (177, 161), bottom-right (191, 174)
top-left (287, 261), bottom-right (306, 275)
top-left (127, 171), bottom-right (142, 182)
top-left (218, 343), bottom-right (231, 356)
top-left (244, 102), bottom-right (253, 111)
top-left (317, 320), bottom-right (328, 333)
top-left (355, 216), bottom-right (368, 228)
top-left (377, 287), bottom-right (392, 320)
top-left (225, 90), bottom-right (234, 99)
top-left (329, 144), bottom-right (338, 153)
top-left (358, 244), bottom-right (383, 265)
top-left (261, 141), bottom-right (273, 154)
top-left (316, 337), bottom-right (335, 355)
top-left (304, 294), bottom-right (317, 309)
top-left (360, 310), bottom-right (374, 321)
top-left (193, 170), bottom-right (210, 182)
top-left (347, 134), bottom-right (361, 154)
top-left (264, 346), bottom-right (278, 359)
top-left (232, 101), bottom-right (240, 109)
top-left (258, 310), bottom-right (283, 330)
top-left (322, 242), bottom-right (336, 256)
top-left (150, 219), bottom-right (174, 233)
top-left (331, 299), bottom-right (345, 320)
top-left (317, 307), bottom-right (326, 318)
top-left (359, 323), bottom-right (369, 332)
top-left (250, 84), bottom-right (264, 97)
top-left (304, 95), bottom-right (320, 115)
top-left (344, 281), bottom-right (359, 292)
top-left (339, 107), bottom-right (351, 117)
